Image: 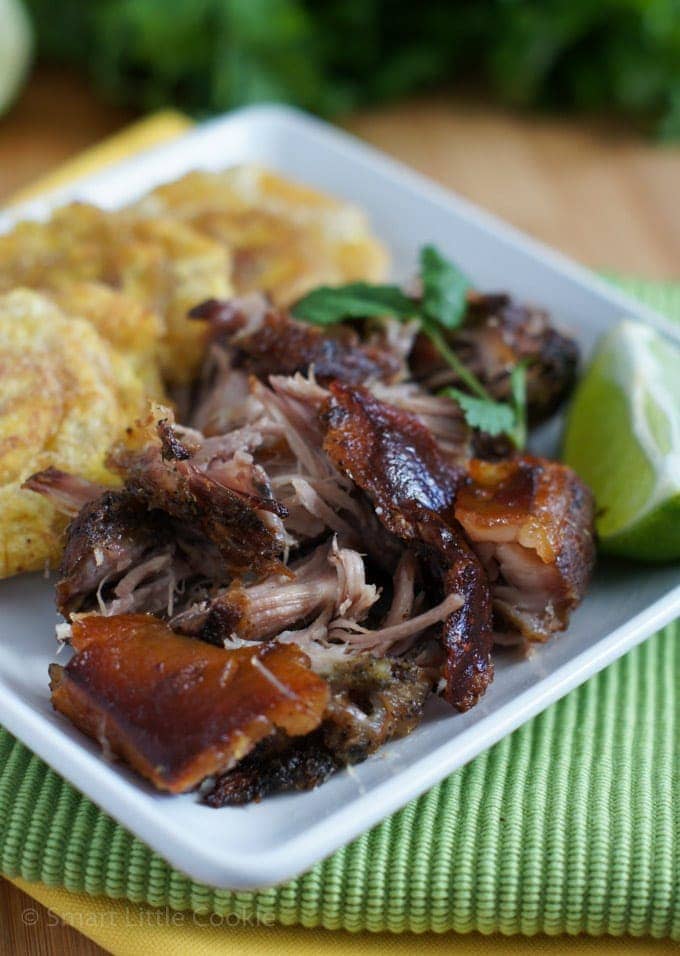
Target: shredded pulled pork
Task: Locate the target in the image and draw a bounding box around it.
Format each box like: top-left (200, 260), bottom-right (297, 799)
top-left (173, 539), bottom-right (378, 644)
top-left (107, 404), bottom-right (287, 577)
top-left (22, 468), bottom-right (105, 517)
top-left (28, 291), bottom-right (594, 805)
top-left (174, 538), bottom-right (460, 674)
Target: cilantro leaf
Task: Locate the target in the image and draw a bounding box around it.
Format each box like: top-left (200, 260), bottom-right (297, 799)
top-left (291, 283), bottom-right (416, 325)
top-left (444, 388), bottom-right (516, 437)
top-left (420, 245), bottom-right (470, 330)
top-left (509, 360), bottom-right (528, 449)
top-left (444, 360), bottom-right (529, 449)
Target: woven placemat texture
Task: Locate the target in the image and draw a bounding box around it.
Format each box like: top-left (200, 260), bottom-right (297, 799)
top-left (0, 279), bottom-right (677, 938)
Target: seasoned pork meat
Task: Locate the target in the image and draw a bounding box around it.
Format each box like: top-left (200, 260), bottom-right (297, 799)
top-left (173, 539), bottom-right (379, 645)
top-left (51, 487), bottom-right (236, 621)
top-left (22, 468), bottom-right (105, 518)
top-left (411, 292), bottom-right (579, 423)
top-left (108, 405), bottom-right (286, 577)
top-left (28, 405), bottom-right (292, 617)
top-left (191, 294), bottom-right (403, 385)
top-left (35, 286), bottom-right (592, 805)
top-left (322, 383), bottom-right (494, 710)
top-left (204, 656), bottom-right (432, 806)
top-left (454, 456), bottom-right (595, 642)
top-left (55, 491), bottom-right (173, 617)
top-left (323, 656), bottom-right (432, 764)
top-left (50, 614), bottom-right (329, 793)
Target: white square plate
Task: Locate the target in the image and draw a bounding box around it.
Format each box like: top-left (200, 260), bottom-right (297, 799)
top-left (1, 106), bottom-right (678, 889)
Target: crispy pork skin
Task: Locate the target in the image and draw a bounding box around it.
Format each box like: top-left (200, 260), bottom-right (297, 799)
top-left (321, 383), bottom-right (493, 710)
top-left (413, 509), bottom-right (494, 711)
top-left (321, 381), bottom-right (461, 528)
top-left (50, 614), bottom-right (329, 793)
top-left (191, 295), bottom-right (402, 385)
top-left (411, 293), bottom-right (579, 423)
top-left (202, 732), bottom-right (337, 806)
top-left (369, 382), bottom-right (473, 464)
top-left (455, 456), bottom-right (595, 641)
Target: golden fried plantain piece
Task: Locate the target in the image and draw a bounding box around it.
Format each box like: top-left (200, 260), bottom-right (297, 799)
top-left (45, 280), bottom-right (165, 400)
top-left (133, 165), bottom-right (388, 306)
top-left (111, 215), bottom-right (232, 380)
top-left (0, 289), bottom-right (148, 578)
top-left (0, 203), bottom-right (231, 383)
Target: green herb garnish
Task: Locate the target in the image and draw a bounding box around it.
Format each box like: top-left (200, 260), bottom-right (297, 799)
top-left (291, 282), bottom-right (415, 325)
top-left (420, 245), bottom-right (470, 330)
top-left (442, 362), bottom-right (528, 449)
top-left (291, 246), bottom-right (528, 448)
top-left (443, 389), bottom-right (516, 436)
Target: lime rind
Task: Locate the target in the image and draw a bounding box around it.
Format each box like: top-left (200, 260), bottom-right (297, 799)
top-left (563, 318), bottom-right (680, 562)
top-left (602, 491), bottom-right (680, 562)
top-left (609, 321), bottom-right (680, 523)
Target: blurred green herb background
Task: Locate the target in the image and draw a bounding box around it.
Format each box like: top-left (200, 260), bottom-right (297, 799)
top-left (23, 0), bottom-right (680, 138)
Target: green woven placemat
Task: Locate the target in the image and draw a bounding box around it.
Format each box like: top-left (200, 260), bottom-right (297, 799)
top-left (0, 279), bottom-right (678, 938)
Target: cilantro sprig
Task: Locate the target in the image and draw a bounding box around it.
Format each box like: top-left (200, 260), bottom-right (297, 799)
top-left (291, 245), bottom-right (528, 448)
top-left (291, 283), bottom-right (415, 325)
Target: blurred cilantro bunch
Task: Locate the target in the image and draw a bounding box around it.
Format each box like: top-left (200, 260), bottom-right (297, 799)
top-left (26, 0), bottom-right (680, 138)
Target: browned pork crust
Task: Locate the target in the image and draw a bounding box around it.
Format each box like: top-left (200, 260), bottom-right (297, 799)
top-left (202, 733), bottom-right (337, 807)
top-left (321, 383), bottom-right (494, 711)
top-left (108, 410), bottom-right (286, 578)
top-left (191, 296), bottom-right (402, 385)
top-left (411, 292), bottom-right (579, 424)
top-left (203, 656), bottom-right (432, 806)
top-left (455, 455), bottom-right (595, 641)
top-left (56, 491), bottom-right (171, 616)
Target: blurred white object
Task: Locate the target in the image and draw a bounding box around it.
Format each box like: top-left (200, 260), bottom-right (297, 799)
top-left (0, 0), bottom-right (33, 116)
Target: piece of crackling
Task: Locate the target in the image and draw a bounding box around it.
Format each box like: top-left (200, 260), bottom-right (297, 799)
top-left (49, 614), bottom-right (329, 793)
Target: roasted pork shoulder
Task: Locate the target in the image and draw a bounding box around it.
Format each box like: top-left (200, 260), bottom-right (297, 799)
top-left (411, 292), bottom-right (579, 424)
top-left (321, 382), bottom-right (493, 710)
top-left (455, 456), bottom-right (595, 642)
top-left (26, 287), bottom-right (594, 805)
top-left (190, 294), bottom-right (404, 385)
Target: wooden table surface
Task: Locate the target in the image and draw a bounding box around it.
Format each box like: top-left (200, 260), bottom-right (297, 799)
top-left (0, 66), bottom-right (678, 956)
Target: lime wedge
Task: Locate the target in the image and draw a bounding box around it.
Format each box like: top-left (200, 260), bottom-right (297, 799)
top-left (0, 0), bottom-right (32, 116)
top-left (563, 319), bottom-right (680, 562)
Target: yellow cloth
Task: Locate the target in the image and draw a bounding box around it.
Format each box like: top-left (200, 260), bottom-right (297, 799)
top-left (8, 877), bottom-right (675, 956)
top-left (7, 110), bottom-right (193, 204)
top-left (3, 110), bottom-right (675, 956)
